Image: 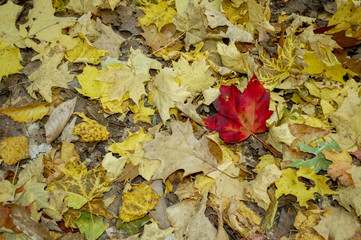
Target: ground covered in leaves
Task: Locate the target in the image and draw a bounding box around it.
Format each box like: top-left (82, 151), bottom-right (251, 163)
top-left (1, 0), bottom-right (361, 239)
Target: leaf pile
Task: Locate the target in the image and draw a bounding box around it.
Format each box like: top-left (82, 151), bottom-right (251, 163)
top-left (1, 0), bottom-right (361, 239)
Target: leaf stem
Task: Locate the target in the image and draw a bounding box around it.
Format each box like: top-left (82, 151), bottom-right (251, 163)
top-left (251, 133), bottom-right (281, 156)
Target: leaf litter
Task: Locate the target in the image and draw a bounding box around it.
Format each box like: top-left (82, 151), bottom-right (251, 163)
top-left (0, 0), bottom-right (361, 239)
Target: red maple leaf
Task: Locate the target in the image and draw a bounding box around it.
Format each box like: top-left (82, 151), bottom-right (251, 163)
top-left (204, 76), bottom-right (273, 143)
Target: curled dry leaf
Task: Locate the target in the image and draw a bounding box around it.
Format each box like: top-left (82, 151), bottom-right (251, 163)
top-left (45, 98), bottom-right (77, 144)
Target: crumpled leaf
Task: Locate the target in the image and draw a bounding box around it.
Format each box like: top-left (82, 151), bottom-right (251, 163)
top-left (204, 76), bottom-right (273, 142)
top-left (45, 98), bottom-right (77, 143)
top-left (293, 209), bottom-right (324, 240)
top-left (0, 102), bottom-right (49, 123)
top-left (73, 112), bottom-right (109, 142)
top-left (0, 136), bottom-right (29, 165)
top-left (143, 120), bottom-right (218, 181)
top-left (138, 1), bottom-right (177, 31)
top-left (0, 40), bottom-right (23, 79)
top-left (287, 140), bottom-right (339, 173)
top-left (275, 167), bottom-right (336, 207)
top-left (119, 184), bottom-right (160, 222)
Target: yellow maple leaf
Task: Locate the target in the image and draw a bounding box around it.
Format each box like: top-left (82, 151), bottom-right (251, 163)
top-left (108, 128), bottom-right (152, 156)
top-left (75, 64), bottom-right (110, 100)
top-left (27, 52), bottom-right (74, 102)
top-left (0, 40), bottom-right (23, 79)
top-left (259, 34), bottom-right (298, 90)
top-left (275, 167), bottom-right (336, 207)
top-left (119, 184), bottom-right (160, 222)
top-left (173, 57), bottom-right (216, 96)
top-left (65, 34), bottom-right (107, 64)
top-left (73, 112), bottom-right (109, 142)
top-left (129, 102), bottom-right (155, 124)
top-left (302, 48), bottom-right (356, 84)
top-left (0, 102), bottom-right (49, 123)
top-left (0, 136), bottom-right (29, 165)
top-left (138, 1), bottom-right (177, 31)
top-left (18, 0), bottom-right (77, 50)
top-left (48, 159), bottom-right (111, 209)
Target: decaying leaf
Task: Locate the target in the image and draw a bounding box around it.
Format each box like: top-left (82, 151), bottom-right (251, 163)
top-left (0, 136), bottom-right (29, 165)
top-left (73, 112), bottom-right (109, 142)
top-left (119, 184), bottom-right (160, 222)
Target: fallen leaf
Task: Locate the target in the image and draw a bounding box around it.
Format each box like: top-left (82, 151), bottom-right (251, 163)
top-left (65, 34), bottom-right (107, 64)
top-left (0, 40), bottom-right (23, 79)
top-left (314, 207), bottom-right (360, 240)
top-left (73, 112), bottom-right (109, 142)
top-left (19, 0), bottom-right (77, 50)
top-left (275, 167), bottom-right (336, 207)
top-left (74, 211), bottom-right (109, 240)
top-left (10, 204), bottom-right (53, 240)
top-left (27, 52), bottom-right (74, 103)
top-left (293, 209), bottom-right (324, 240)
top-left (147, 67), bottom-right (191, 122)
top-left (141, 24), bottom-right (178, 51)
top-left (333, 166), bottom-right (361, 216)
top-left (0, 102), bottom-right (49, 123)
top-left (204, 76), bottom-right (273, 142)
top-left (173, 57), bottom-right (216, 96)
top-left (45, 98), bottom-right (77, 143)
top-left (0, 136), bottom-right (29, 165)
top-left (138, 0), bottom-right (177, 31)
top-left (174, 193), bottom-right (217, 240)
top-left (144, 120), bottom-right (218, 181)
top-left (287, 140), bottom-right (339, 173)
top-left (119, 184), bottom-right (160, 222)
top-left (323, 150), bottom-right (354, 186)
top-left (0, 1), bottom-right (24, 46)
top-left (66, 0), bottom-right (102, 14)
top-left (48, 159), bottom-right (111, 209)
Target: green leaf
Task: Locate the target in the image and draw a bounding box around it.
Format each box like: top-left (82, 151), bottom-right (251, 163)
top-left (287, 140), bottom-right (339, 173)
top-left (75, 211), bottom-right (109, 240)
top-left (116, 215), bottom-right (150, 235)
